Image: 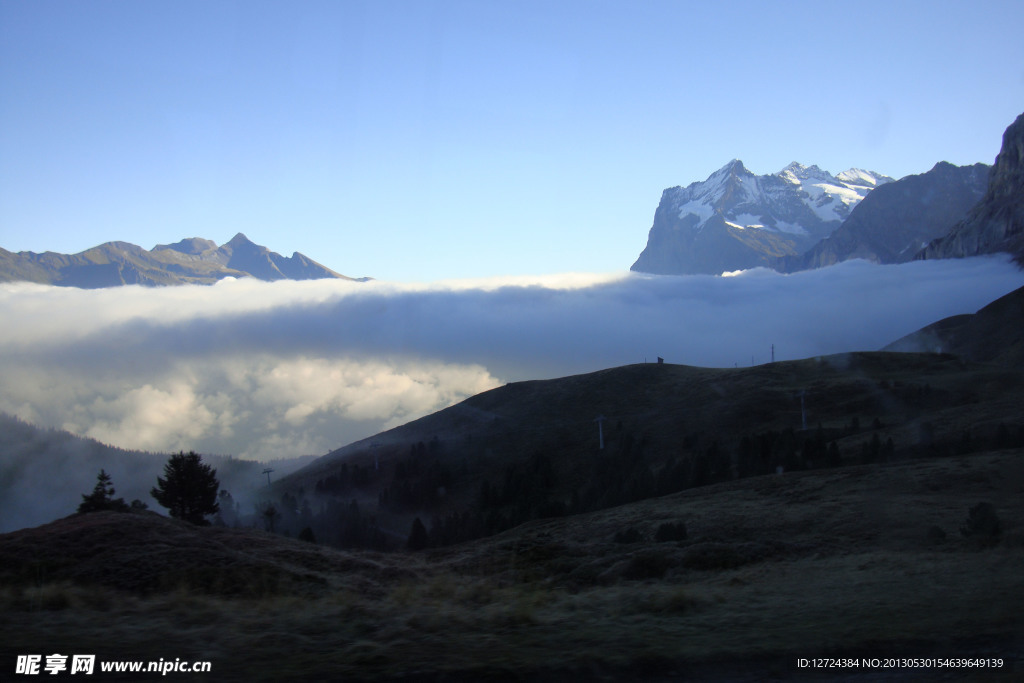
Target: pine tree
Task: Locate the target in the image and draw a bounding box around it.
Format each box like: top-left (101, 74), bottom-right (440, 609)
top-left (407, 517), bottom-right (428, 550)
top-left (150, 451), bottom-right (220, 525)
top-left (78, 469), bottom-right (129, 513)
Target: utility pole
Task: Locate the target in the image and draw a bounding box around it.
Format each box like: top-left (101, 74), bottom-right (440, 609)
top-left (771, 344), bottom-right (775, 363)
top-left (594, 415), bottom-right (607, 450)
top-left (262, 468), bottom-right (274, 487)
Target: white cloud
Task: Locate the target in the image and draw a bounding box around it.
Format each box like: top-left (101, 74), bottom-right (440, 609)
top-left (0, 256), bottom-right (1021, 459)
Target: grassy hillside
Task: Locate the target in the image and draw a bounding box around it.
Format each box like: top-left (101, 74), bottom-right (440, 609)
top-left (274, 352), bottom-right (1024, 549)
top-left (3, 349), bottom-right (1022, 679)
top-left (1, 450), bottom-right (1021, 681)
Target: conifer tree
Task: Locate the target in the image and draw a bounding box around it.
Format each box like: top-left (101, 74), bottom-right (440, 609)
top-left (407, 517), bottom-right (428, 550)
top-left (78, 469), bottom-right (129, 513)
top-left (151, 451), bottom-right (220, 525)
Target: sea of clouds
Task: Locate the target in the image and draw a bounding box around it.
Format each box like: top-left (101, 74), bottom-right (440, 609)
top-left (2, 255), bottom-right (1022, 461)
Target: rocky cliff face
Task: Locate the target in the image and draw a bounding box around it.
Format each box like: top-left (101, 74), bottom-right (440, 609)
top-left (780, 161), bottom-right (990, 271)
top-left (631, 160), bottom-right (891, 275)
top-left (920, 112), bottom-right (1024, 262)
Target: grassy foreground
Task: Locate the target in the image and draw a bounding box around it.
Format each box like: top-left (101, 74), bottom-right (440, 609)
top-left (2, 451), bottom-right (1023, 681)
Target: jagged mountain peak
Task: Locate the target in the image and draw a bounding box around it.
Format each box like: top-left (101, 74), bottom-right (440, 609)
top-left (225, 232), bottom-right (254, 247)
top-left (153, 237), bottom-right (217, 255)
top-left (720, 158), bottom-right (751, 173)
top-left (632, 159), bottom-right (890, 275)
top-left (779, 161), bottom-right (828, 181)
top-left (778, 161), bottom-right (990, 271)
top-left (0, 235), bottom-right (362, 288)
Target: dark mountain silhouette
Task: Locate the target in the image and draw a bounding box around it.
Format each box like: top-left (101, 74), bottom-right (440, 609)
top-left (0, 233), bottom-right (368, 288)
top-left (883, 284), bottom-right (1024, 366)
top-left (274, 350), bottom-right (1024, 551)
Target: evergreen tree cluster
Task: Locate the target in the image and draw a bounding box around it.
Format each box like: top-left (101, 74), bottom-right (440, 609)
top-left (77, 469), bottom-right (130, 514)
top-left (318, 498), bottom-right (388, 549)
top-left (378, 449), bottom-right (453, 512)
top-left (313, 462), bottom-right (373, 496)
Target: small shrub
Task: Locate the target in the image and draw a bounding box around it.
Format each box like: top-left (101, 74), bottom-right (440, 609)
top-left (681, 542), bottom-right (744, 570)
top-left (926, 525), bottom-right (947, 545)
top-left (567, 561), bottom-right (606, 586)
top-left (960, 502), bottom-right (1001, 547)
top-left (613, 527), bottom-right (643, 544)
top-left (660, 586), bottom-right (696, 613)
top-left (622, 550), bottom-right (672, 580)
top-left (655, 521), bottom-right (688, 542)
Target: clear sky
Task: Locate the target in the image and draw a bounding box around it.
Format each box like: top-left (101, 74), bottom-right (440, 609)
top-left (2, 0), bottom-right (1023, 282)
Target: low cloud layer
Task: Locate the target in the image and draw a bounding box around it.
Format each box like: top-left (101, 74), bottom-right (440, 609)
top-left (1, 256), bottom-right (1022, 460)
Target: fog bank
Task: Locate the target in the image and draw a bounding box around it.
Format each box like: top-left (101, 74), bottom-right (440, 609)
top-left (1, 256), bottom-right (1021, 460)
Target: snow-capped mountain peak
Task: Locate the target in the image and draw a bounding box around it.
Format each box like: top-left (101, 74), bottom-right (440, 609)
top-left (779, 161), bottom-right (831, 184)
top-left (631, 160), bottom-right (893, 275)
top-left (664, 160), bottom-right (891, 234)
top-left (836, 168), bottom-right (892, 188)
top-left (769, 162), bottom-right (892, 224)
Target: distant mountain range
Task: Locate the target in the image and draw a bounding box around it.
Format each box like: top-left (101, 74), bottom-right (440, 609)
top-left (633, 111), bottom-right (1024, 275)
top-left (778, 161), bottom-right (990, 272)
top-left (0, 233), bottom-right (367, 288)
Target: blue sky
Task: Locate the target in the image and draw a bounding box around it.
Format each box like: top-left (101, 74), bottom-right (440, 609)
top-left (2, 0), bottom-right (1023, 282)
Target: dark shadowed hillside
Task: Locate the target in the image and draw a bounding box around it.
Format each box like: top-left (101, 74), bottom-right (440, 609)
top-left (2, 448), bottom-right (1022, 681)
top-left (884, 284), bottom-right (1024, 367)
top-left (274, 352), bottom-right (1024, 551)
top-left (3, 344), bottom-right (1024, 680)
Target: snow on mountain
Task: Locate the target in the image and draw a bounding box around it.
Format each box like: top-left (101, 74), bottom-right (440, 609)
top-left (778, 162), bottom-right (879, 224)
top-left (836, 168), bottom-right (890, 188)
top-left (781, 161), bottom-right (990, 272)
top-left (631, 160), bottom-right (893, 275)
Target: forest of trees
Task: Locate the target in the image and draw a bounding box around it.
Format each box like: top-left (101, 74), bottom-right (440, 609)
top-left (76, 418), bottom-right (1024, 554)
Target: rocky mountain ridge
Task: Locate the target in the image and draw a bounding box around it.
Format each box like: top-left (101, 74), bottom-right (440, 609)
top-left (920, 112), bottom-right (1024, 263)
top-left (0, 233), bottom-right (366, 288)
top-left (631, 160), bottom-right (892, 275)
top-left (633, 111), bottom-right (1024, 275)
top-left (779, 161), bottom-right (990, 271)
